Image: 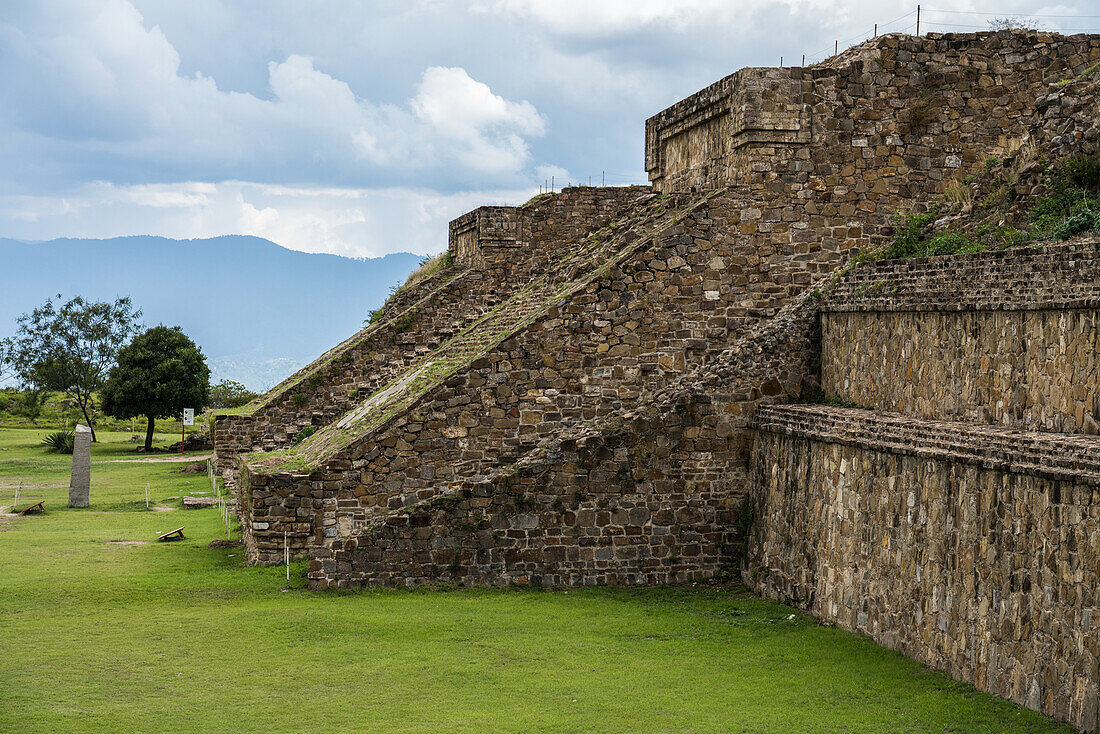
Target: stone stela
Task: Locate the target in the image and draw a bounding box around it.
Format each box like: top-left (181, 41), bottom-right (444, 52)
top-left (68, 424), bottom-right (91, 508)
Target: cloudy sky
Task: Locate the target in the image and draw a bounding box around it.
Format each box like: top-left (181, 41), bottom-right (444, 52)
top-left (2, 1), bottom-right (1097, 258)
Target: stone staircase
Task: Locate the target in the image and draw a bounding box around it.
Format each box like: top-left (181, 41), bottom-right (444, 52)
top-left (240, 189), bottom-right (724, 562)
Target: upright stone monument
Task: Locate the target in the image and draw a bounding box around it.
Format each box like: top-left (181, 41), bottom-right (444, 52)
top-left (68, 424), bottom-right (91, 508)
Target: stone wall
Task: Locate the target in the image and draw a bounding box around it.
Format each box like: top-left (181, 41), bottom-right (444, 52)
top-left (645, 67), bottom-right (813, 193)
top-left (448, 205), bottom-right (517, 269)
top-left (447, 187), bottom-right (650, 276)
top-left (749, 404), bottom-right (1100, 732)
top-left (822, 240), bottom-right (1100, 434)
top-left (646, 31), bottom-right (1100, 194)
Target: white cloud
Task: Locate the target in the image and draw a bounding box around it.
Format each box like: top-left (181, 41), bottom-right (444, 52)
top-left (413, 66), bottom-right (547, 172)
top-left (0, 1), bottom-right (549, 188)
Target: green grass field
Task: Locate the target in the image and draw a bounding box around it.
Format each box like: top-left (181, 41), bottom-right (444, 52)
top-left (0, 427), bottom-right (1072, 733)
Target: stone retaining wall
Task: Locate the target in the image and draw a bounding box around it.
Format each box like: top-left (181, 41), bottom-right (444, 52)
top-left (749, 404), bottom-right (1100, 732)
top-left (821, 240), bottom-right (1100, 434)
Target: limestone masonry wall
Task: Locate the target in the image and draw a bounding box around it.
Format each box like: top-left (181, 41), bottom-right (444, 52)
top-left (749, 404), bottom-right (1100, 732)
top-left (222, 30), bottom-right (1100, 728)
top-left (822, 241), bottom-right (1100, 433)
top-left (250, 177), bottom-right (867, 565)
top-left (647, 31), bottom-right (1099, 194)
top-left (751, 240), bottom-right (1100, 731)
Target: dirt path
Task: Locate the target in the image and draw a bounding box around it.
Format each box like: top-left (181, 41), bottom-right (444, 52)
top-left (102, 454), bottom-right (213, 464)
top-left (0, 482), bottom-right (65, 490)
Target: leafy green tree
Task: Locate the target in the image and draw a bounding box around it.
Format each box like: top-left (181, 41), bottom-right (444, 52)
top-left (0, 339), bottom-right (11, 381)
top-left (101, 326), bottom-right (210, 450)
top-left (3, 295), bottom-right (142, 441)
top-left (208, 379), bottom-right (258, 409)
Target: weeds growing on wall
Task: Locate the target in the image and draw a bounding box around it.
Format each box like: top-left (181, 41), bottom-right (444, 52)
top-left (863, 153), bottom-right (1100, 262)
top-left (292, 425), bottom-right (315, 444)
top-left (366, 252), bottom-right (454, 327)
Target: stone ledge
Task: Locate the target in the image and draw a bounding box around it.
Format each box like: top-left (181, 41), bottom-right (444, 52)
top-left (824, 239), bottom-right (1100, 313)
top-left (753, 404), bottom-right (1100, 484)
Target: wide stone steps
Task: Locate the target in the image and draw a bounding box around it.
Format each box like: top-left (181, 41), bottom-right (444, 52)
top-left (251, 190), bottom-right (713, 473)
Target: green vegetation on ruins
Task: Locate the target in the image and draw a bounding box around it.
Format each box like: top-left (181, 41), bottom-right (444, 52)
top-left (862, 151), bottom-right (1100, 262)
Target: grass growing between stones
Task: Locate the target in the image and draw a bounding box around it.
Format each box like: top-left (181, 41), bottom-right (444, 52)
top-left (0, 428), bottom-right (1072, 733)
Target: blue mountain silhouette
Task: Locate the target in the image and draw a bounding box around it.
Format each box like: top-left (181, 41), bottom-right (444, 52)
top-left (0, 235), bottom-right (421, 390)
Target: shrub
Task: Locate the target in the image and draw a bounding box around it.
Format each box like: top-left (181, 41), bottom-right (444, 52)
top-left (292, 425), bottom-right (315, 444)
top-left (42, 430), bottom-right (75, 454)
top-left (942, 182), bottom-right (972, 210)
top-left (1062, 154), bottom-right (1100, 189)
top-left (1054, 199), bottom-right (1100, 239)
top-left (392, 308), bottom-right (420, 334)
top-left (292, 393), bottom-right (307, 408)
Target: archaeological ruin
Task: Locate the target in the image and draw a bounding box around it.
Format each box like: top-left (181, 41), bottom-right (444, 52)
top-left (213, 30), bottom-right (1100, 730)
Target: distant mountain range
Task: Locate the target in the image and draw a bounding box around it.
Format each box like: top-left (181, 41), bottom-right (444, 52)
top-left (0, 235), bottom-right (422, 390)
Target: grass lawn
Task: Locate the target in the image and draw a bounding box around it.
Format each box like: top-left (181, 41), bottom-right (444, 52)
top-left (0, 427), bottom-right (1073, 733)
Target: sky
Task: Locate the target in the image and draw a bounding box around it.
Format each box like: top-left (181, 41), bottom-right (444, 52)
top-left (2, 0), bottom-right (1097, 258)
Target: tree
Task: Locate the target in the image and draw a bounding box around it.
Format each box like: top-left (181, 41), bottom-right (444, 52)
top-left (5, 295), bottom-right (142, 442)
top-left (208, 379), bottom-right (258, 409)
top-left (0, 338), bottom-right (12, 382)
top-left (101, 326), bottom-right (210, 451)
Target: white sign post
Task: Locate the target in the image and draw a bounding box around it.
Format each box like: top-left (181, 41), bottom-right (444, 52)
top-left (182, 408), bottom-right (195, 454)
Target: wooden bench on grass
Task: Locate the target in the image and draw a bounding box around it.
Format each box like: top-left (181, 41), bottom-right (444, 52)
top-left (157, 527), bottom-right (185, 542)
top-left (19, 501), bottom-right (45, 515)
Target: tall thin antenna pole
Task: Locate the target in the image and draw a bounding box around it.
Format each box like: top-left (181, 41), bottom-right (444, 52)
top-left (874, 23), bottom-right (877, 37)
top-left (835, 40), bottom-right (838, 56)
top-left (916, 5), bottom-right (921, 36)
